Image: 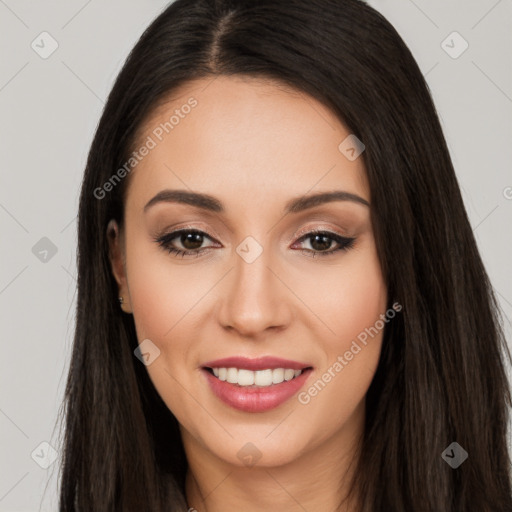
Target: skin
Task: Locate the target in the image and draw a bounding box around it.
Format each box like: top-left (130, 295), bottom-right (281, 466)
top-left (108, 75), bottom-right (388, 512)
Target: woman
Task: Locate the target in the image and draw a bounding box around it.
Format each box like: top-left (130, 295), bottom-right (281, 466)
top-left (57, 0), bottom-right (512, 510)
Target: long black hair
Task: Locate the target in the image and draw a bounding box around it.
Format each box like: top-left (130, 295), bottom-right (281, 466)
top-left (57, 0), bottom-right (512, 510)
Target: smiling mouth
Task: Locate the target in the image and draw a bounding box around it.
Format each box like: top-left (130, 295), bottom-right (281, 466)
top-left (204, 367), bottom-right (313, 387)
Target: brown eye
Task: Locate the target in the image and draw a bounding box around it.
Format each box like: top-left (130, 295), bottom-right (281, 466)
top-left (154, 229), bottom-right (217, 258)
top-left (179, 231), bottom-right (205, 250)
top-left (293, 230), bottom-right (356, 257)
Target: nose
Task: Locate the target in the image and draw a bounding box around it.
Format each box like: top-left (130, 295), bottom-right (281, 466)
top-left (216, 242), bottom-right (292, 338)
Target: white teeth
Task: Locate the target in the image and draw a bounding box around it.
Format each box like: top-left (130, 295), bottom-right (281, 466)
top-left (284, 369), bottom-right (295, 381)
top-left (209, 367), bottom-right (304, 387)
top-left (238, 369), bottom-right (255, 386)
top-left (254, 369), bottom-right (273, 386)
top-left (226, 367), bottom-right (238, 384)
top-left (272, 368), bottom-right (284, 384)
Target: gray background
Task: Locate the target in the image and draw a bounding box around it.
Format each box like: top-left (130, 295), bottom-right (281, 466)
top-left (1, 1), bottom-right (511, 510)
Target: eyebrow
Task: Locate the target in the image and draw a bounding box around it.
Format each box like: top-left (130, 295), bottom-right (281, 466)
top-left (143, 189), bottom-right (370, 215)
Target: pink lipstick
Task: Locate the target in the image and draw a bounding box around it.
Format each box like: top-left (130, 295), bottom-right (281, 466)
top-left (201, 356), bottom-right (313, 413)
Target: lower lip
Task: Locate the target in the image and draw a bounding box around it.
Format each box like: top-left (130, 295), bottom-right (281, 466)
top-left (202, 368), bottom-right (312, 413)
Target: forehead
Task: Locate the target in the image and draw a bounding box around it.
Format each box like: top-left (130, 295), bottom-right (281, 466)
top-left (124, 75), bottom-right (369, 212)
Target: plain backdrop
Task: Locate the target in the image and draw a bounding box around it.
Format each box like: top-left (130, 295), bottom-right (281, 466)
top-left (1, 1), bottom-right (511, 510)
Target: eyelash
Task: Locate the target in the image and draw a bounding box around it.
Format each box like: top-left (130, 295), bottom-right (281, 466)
top-left (153, 228), bottom-right (356, 259)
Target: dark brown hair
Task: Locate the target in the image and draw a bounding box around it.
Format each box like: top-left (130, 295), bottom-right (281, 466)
top-left (58, 0), bottom-right (512, 510)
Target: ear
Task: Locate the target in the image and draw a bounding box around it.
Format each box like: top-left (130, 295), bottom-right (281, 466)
top-left (107, 219), bottom-right (133, 314)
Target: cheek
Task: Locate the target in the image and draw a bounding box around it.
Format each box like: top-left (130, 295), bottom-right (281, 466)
top-left (335, 249), bottom-right (387, 372)
top-left (125, 242), bottom-right (207, 340)
top-left (124, 242), bottom-right (201, 421)
top-left (300, 245), bottom-right (387, 407)
top-left (336, 257), bottom-right (387, 343)
top-left (294, 244), bottom-right (387, 346)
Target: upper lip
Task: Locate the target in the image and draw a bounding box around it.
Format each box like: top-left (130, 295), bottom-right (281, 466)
top-left (202, 356), bottom-right (312, 371)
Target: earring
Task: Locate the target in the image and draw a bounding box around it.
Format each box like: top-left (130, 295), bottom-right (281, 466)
top-left (118, 296), bottom-right (124, 305)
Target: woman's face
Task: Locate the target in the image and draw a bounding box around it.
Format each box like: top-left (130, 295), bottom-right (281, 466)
top-left (108, 75), bottom-right (387, 469)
